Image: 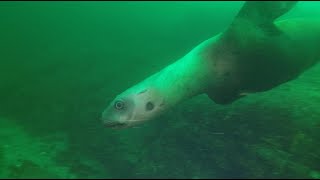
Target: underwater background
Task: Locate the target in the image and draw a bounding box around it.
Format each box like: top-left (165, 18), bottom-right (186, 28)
top-left (0, 1), bottom-right (320, 178)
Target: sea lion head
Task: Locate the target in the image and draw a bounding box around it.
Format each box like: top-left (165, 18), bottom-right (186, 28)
top-left (101, 87), bottom-right (165, 129)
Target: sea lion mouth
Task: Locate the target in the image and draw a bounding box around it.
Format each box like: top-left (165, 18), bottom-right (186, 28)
top-left (103, 121), bottom-right (127, 129)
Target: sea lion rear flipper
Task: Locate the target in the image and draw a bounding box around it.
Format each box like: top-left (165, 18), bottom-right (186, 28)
top-left (230, 1), bottom-right (298, 35)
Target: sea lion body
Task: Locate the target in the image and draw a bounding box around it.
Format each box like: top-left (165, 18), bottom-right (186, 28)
top-left (204, 18), bottom-right (320, 104)
top-left (101, 2), bottom-right (320, 128)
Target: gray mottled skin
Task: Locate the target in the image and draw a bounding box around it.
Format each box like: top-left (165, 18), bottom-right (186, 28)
top-left (102, 1), bottom-right (320, 129)
top-left (205, 17), bottom-right (320, 104)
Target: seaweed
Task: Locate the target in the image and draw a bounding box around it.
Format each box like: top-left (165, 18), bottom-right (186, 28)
top-left (8, 159), bottom-right (60, 179)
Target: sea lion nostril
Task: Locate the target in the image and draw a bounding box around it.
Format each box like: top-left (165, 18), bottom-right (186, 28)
top-left (146, 101), bottom-right (154, 111)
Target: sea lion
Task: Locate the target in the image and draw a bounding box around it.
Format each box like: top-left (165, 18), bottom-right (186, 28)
top-left (101, 1), bottom-right (320, 129)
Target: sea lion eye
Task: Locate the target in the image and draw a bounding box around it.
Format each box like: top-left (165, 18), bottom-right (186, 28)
top-left (114, 100), bottom-right (125, 110)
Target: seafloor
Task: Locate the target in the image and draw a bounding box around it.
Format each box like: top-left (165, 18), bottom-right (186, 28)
top-left (1, 63), bottom-right (320, 179)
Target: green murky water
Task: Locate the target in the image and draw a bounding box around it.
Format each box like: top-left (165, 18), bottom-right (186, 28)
top-left (0, 1), bottom-right (320, 178)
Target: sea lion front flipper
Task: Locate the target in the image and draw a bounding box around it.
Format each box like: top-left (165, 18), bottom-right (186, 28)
top-left (206, 1), bottom-right (299, 105)
top-left (231, 1), bottom-right (298, 36)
